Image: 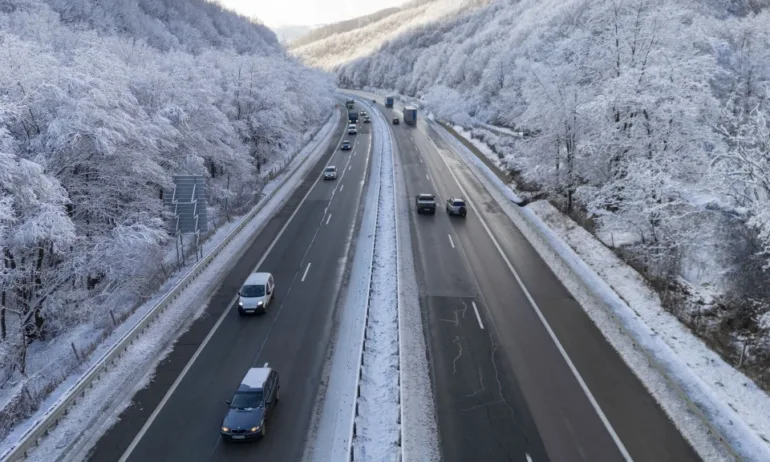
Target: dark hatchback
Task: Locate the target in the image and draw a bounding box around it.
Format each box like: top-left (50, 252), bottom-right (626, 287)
top-left (221, 367), bottom-right (280, 442)
top-left (341, 140), bottom-right (351, 150)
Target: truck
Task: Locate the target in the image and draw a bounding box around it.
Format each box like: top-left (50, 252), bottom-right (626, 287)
top-left (385, 96), bottom-right (394, 108)
top-left (403, 107), bottom-right (417, 126)
top-left (348, 111), bottom-right (358, 124)
top-left (346, 99), bottom-right (355, 109)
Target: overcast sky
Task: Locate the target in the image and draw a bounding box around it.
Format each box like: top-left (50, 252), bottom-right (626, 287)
top-left (218, 0), bottom-right (408, 28)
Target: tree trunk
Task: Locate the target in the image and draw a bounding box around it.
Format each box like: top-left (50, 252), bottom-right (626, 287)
top-left (1, 290), bottom-right (6, 340)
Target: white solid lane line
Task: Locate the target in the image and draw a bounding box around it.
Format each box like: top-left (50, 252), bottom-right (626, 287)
top-left (448, 234), bottom-right (455, 249)
top-left (472, 301), bottom-right (484, 330)
top-left (301, 262), bottom-right (312, 282)
top-left (326, 214), bottom-right (332, 225)
top-left (424, 133), bottom-right (633, 461)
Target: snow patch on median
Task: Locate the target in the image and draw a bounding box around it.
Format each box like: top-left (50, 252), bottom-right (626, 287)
top-left (353, 100), bottom-right (401, 460)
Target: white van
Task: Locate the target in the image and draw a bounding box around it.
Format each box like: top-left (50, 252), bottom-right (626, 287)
top-left (238, 272), bottom-right (275, 315)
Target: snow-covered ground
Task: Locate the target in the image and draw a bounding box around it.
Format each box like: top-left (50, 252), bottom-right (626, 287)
top-left (390, 112), bottom-right (441, 460)
top-left (435, 121), bottom-right (770, 461)
top-left (352, 100), bottom-right (401, 460)
top-left (0, 109), bottom-right (342, 461)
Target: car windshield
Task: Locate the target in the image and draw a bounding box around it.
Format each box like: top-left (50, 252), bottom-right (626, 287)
top-left (419, 196), bottom-right (434, 202)
top-left (240, 284), bottom-right (265, 297)
top-left (325, 167), bottom-right (336, 172)
top-left (230, 391), bottom-right (263, 409)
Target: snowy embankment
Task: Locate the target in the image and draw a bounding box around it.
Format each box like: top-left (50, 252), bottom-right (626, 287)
top-left (0, 110), bottom-right (342, 462)
top-left (434, 122), bottom-right (770, 461)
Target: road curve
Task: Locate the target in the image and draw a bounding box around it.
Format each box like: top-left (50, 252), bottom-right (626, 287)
top-left (86, 109), bottom-right (373, 462)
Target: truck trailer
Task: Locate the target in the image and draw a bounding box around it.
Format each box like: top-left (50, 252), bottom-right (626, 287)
top-left (385, 96), bottom-right (394, 108)
top-left (403, 107), bottom-right (417, 126)
top-left (346, 99), bottom-right (355, 109)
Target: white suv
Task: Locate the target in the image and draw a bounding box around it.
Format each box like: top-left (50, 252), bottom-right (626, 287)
top-left (348, 124), bottom-right (357, 135)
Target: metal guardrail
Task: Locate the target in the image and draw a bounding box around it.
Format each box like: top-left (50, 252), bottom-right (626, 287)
top-left (343, 95), bottom-right (404, 462)
top-left (1, 109), bottom-right (341, 462)
top-left (345, 95), bottom-right (382, 462)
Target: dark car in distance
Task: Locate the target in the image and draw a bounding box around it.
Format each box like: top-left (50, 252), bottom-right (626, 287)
top-left (221, 366), bottom-right (280, 442)
top-left (392, 117), bottom-right (400, 125)
top-left (415, 194), bottom-right (437, 214)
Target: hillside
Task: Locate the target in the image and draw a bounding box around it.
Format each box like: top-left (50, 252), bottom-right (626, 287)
top-left (289, 0), bottom-right (490, 70)
top-left (290, 7), bottom-right (401, 48)
top-left (274, 24), bottom-right (316, 44)
top-left (0, 0), bottom-right (333, 438)
top-left (339, 0), bottom-right (770, 390)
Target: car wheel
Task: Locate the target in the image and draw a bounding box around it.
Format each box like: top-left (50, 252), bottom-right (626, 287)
top-left (260, 421), bottom-right (267, 438)
top-left (276, 388), bottom-right (281, 402)
top-left (238, 308), bottom-right (245, 316)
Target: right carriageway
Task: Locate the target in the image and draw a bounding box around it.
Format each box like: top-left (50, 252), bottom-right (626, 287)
top-left (381, 99), bottom-right (700, 462)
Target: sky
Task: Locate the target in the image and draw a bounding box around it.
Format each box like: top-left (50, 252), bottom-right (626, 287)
top-left (218, 0), bottom-right (408, 28)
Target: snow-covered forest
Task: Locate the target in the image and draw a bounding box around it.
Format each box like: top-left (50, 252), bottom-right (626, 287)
top-left (290, 0), bottom-right (490, 70)
top-left (0, 0), bottom-right (333, 436)
top-left (339, 0), bottom-right (770, 389)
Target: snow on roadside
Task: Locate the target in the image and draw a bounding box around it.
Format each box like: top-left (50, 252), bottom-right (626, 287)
top-left (0, 109), bottom-right (342, 461)
top-left (529, 200), bottom-right (770, 458)
top-left (433, 121), bottom-right (768, 461)
top-left (353, 100), bottom-right (401, 461)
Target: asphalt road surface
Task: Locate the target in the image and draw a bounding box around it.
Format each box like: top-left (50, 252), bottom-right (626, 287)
top-left (87, 110), bottom-right (373, 462)
top-left (376, 96), bottom-right (700, 462)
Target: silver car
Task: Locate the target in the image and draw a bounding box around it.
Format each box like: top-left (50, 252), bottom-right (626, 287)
top-left (445, 197), bottom-right (467, 217)
top-left (324, 166), bottom-right (338, 180)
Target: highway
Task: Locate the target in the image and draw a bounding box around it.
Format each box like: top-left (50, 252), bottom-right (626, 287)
top-left (86, 109), bottom-right (372, 462)
top-left (376, 98), bottom-right (700, 462)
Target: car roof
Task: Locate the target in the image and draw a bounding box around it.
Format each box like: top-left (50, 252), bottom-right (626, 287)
top-left (342, 140), bottom-right (350, 143)
top-left (418, 193), bottom-right (434, 199)
top-left (326, 165), bottom-right (336, 169)
top-left (244, 272), bottom-right (271, 285)
top-left (238, 367), bottom-right (271, 391)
